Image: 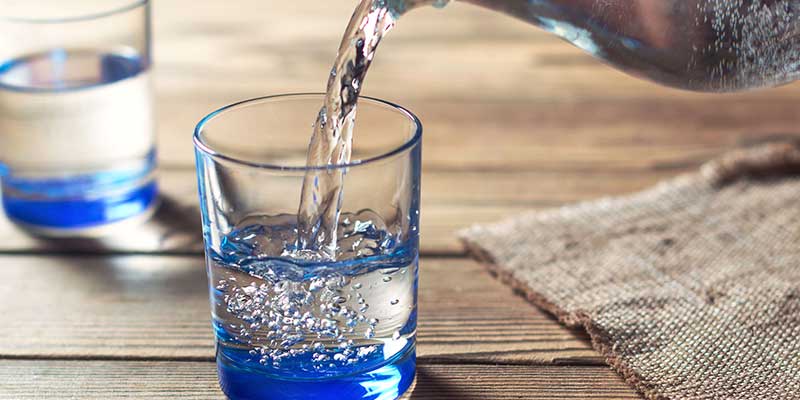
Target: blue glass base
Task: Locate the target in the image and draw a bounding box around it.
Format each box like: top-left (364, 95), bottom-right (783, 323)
top-left (217, 344), bottom-right (416, 400)
top-left (2, 180), bottom-right (158, 235)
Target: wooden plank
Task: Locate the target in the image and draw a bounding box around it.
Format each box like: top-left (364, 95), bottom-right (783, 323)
top-left (0, 360), bottom-right (640, 400)
top-left (0, 167), bottom-right (678, 255)
top-left (155, 96), bottom-right (800, 168)
top-left (0, 256), bottom-right (598, 364)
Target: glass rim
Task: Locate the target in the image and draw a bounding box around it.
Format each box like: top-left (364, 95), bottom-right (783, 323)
top-left (193, 93), bottom-right (423, 172)
top-left (0, 0), bottom-right (149, 24)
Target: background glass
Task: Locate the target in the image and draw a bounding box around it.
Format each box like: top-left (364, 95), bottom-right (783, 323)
top-left (0, 0), bottom-right (157, 236)
top-left (194, 94), bottom-right (422, 400)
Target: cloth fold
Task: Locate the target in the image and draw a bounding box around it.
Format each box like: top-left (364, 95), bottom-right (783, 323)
top-left (461, 142), bottom-right (800, 400)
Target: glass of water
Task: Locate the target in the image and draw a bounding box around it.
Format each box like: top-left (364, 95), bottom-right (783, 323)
top-left (0, 1), bottom-right (157, 236)
top-left (194, 94), bottom-right (421, 400)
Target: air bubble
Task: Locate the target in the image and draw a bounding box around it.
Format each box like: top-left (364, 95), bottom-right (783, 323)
top-left (243, 285), bottom-right (257, 296)
top-left (358, 346), bottom-right (377, 358)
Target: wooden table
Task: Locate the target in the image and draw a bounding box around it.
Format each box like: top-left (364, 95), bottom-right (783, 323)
top-left (3, 1), bottom-right (799, 398)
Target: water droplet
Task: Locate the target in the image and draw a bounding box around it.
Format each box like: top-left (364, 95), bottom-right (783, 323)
top-left (392, 331), bottom-right (401, 340)
top-left (382, 276), bottom-right (392, 282)
top-left (333, 353), bottom-right (347, 362)
top-left (390, 299), bottom-right (399, 305)
top-left (352, 283), bottom-right (363, 289)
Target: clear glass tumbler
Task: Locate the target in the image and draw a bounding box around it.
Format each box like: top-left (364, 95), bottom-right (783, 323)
top-left (0, 1), bottom-right (157, 236)
top-left (194, 94), bottom-right (421, 400)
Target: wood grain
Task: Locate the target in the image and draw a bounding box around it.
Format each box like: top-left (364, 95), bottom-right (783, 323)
top-left (0, 360), bottom-right (640, 400)
top-left (0, 255), bottom-right (597, 364)
top-left (156, 97), bottom-right (800, 168)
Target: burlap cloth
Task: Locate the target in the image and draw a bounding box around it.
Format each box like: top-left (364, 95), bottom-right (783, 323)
top-left (460, 142), bottom-right (800, 400)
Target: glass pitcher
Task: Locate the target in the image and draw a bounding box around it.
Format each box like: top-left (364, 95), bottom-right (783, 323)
top-left (400, 0), bottom-right (800, 92)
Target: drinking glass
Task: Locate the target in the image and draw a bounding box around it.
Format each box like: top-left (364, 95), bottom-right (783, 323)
top-left (0, 0), bottom-right (157, 236)
top-left (194, 93), bottom-right (421, 400)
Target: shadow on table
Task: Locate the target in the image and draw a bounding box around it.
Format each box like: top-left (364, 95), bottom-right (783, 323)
top-left (407, 365), bottom-right (483, 400)
top-left (12, 194), bottom-right (207, 291)
top-left (23, 196), bottom-right (209, 298)
top-left (23, 194), bottom-right (204, 254)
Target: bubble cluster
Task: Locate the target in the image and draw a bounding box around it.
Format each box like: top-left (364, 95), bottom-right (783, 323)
top-left (209, 212), bottom-right (417, 373)
top-left (216, 269), bottom-right (383, 370)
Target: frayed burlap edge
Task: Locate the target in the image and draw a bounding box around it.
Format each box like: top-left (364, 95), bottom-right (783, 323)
top-left (460, 140), bottom-right (800, 400)
top-left (465, 244), bottom-right (664, 400)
